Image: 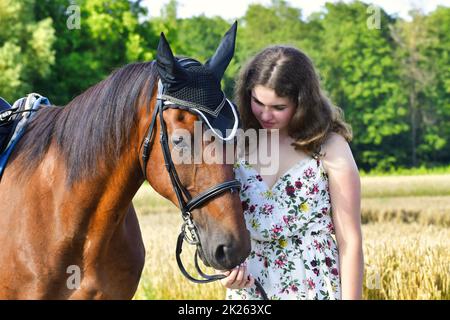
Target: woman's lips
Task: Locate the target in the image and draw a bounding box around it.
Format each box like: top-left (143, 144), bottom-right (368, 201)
top-left (261, 120), bottom-right (276, 128)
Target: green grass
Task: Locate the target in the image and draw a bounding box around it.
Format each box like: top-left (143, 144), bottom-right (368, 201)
top-left (360, 164), bottom-right (450, 177)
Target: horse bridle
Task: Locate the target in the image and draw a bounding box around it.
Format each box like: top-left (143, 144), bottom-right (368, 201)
top-left (139, 80), bottom-right (268, 300)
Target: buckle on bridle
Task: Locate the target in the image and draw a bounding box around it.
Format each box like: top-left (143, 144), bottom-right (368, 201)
top-left (181, 212), bottom-right (200, 245)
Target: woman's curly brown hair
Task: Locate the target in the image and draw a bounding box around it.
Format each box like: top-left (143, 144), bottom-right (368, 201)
top-left (235, 45), bottom-right (352, 157)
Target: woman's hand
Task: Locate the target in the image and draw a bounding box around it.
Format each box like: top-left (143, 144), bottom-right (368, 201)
top-left (216, 263), bottom-right (255, 289)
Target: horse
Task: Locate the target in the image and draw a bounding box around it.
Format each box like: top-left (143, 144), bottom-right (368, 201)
top-left (0, 23), bottom-right (250, 299)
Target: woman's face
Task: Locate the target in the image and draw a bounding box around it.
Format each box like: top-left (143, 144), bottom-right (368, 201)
top-left (250, 85), bottom-right (297, 134)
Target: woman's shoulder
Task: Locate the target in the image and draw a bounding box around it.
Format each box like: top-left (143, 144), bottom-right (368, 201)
top-left (322, 132), bottom-right (348, 151)
top-left (321, 132), bottom-right (357, 173)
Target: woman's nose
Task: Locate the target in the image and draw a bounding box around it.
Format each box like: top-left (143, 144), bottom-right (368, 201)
top-left (260, 108), bottom-right (273, 121)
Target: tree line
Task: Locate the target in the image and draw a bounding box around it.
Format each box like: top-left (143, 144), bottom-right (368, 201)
top-left (0, 0), bottom-right (448, 171)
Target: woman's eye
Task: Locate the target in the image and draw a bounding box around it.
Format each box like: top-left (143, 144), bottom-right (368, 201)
top-left (251, 97), bottom-right (262, 106)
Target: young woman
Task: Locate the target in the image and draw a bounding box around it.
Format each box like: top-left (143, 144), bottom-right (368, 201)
top-left (217, 46), bottom-right (364, 300)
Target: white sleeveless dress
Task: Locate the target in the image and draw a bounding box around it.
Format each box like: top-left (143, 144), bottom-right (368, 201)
top-left (226, 155), bottom-right (341, 300)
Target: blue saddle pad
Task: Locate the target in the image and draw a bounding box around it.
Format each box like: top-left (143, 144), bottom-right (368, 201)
top-left (0, 97), bottom-right (10, 111)
top-left (0, 97), bottom-right (13, 152)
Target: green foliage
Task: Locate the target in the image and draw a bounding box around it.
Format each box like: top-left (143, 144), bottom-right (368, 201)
top-left (0, 0), bottom-right (55, 102)
top-left (237, 0), bottom-right (307, 58)
top-left (33, 0), bottom-right (154, 105)
top-left (0, 0), bottom-right (448, 172)
top-left (304, 2), bottom-right (409, 171)
top-left (361, 164), bottom-right (450, 176)
top-left (390, 8), bottom-right (449, 169)
top-left (420, 6), bottom-right (450, 164)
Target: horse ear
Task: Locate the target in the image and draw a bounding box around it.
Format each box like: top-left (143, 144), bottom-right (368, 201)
top-left (156, 32), bottom-right (189, 90)
top-left (205, 21), bottom-right (237, 81)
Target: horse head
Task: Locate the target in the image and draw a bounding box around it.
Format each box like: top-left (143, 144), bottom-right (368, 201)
top-left (139, 22), bottom-right (250, 271)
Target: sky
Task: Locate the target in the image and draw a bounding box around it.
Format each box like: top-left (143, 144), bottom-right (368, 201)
top-left (144, 0), bottom-right (450, 20)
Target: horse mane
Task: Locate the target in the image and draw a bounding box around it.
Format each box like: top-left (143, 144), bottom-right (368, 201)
top-left (11, 61), bottom-right (158, 185)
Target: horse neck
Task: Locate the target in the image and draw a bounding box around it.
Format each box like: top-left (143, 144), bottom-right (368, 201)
top-left (51, 137), bottom-right (143, 259)
top-left (60, 85), bottom-right (159, 241)
top-left (76, 137), bottom-right (144, 215)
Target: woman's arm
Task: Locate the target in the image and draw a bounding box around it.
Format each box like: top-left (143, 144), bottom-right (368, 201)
top-left (322, 133), bottom-right (364, 300)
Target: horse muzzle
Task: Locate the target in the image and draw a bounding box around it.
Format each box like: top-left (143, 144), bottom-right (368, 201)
top-left (198, 229), bottom-right (251, 271)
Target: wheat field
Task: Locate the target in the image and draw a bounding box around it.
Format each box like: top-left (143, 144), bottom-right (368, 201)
top-left (132, 175), bottom-right (450, 300)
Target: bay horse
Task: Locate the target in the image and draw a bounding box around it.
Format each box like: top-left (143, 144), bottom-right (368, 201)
top-left (0, 23), bottom-right (250, 299)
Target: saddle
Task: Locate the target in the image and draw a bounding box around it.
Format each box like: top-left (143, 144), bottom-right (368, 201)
top-left (0, 97), bottom-right (13, 153)
top-left (0, 93), bottom-right (50, 180)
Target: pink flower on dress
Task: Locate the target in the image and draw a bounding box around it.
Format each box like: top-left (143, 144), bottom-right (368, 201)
top-left (271, 225), bottom-right (283, 235)
top-left (326, 222), bottom-right (335, 233)
top-left (290, 284), bottom-right (299, 292)
top-left (313, 239), bottom-right (323, 252)
top-left (311, 183), bottom-right (319, 194)
top-left (304, 278), bottom-right (315, 290)
top-left (275, 258), bottom-right (286, 268)
top-left (285, 185), bottom-right (295, 197)
top-left (262, 204), bottom-right (274, 215)
top-left (255, 175), bottom-right (263, 182)
top-left (304, 167), bottom-right (314, 179)
top-left (249, 205), bottom-right (256, 213)
top-left (274, 254), bottom-right (287, 268)
top-left (295, 180), bottom-right (303, 189)
top-left (283, 215), bottom-right (294, 226)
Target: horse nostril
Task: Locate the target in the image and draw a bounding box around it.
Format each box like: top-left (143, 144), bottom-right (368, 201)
top-left (215, 244), bottom-right (227, 264)
top-left (214, 243), bottom-right (242, 269)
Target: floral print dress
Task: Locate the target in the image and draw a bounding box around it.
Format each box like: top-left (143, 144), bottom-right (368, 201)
top-left (226, 155), bottom-right (341, 300)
